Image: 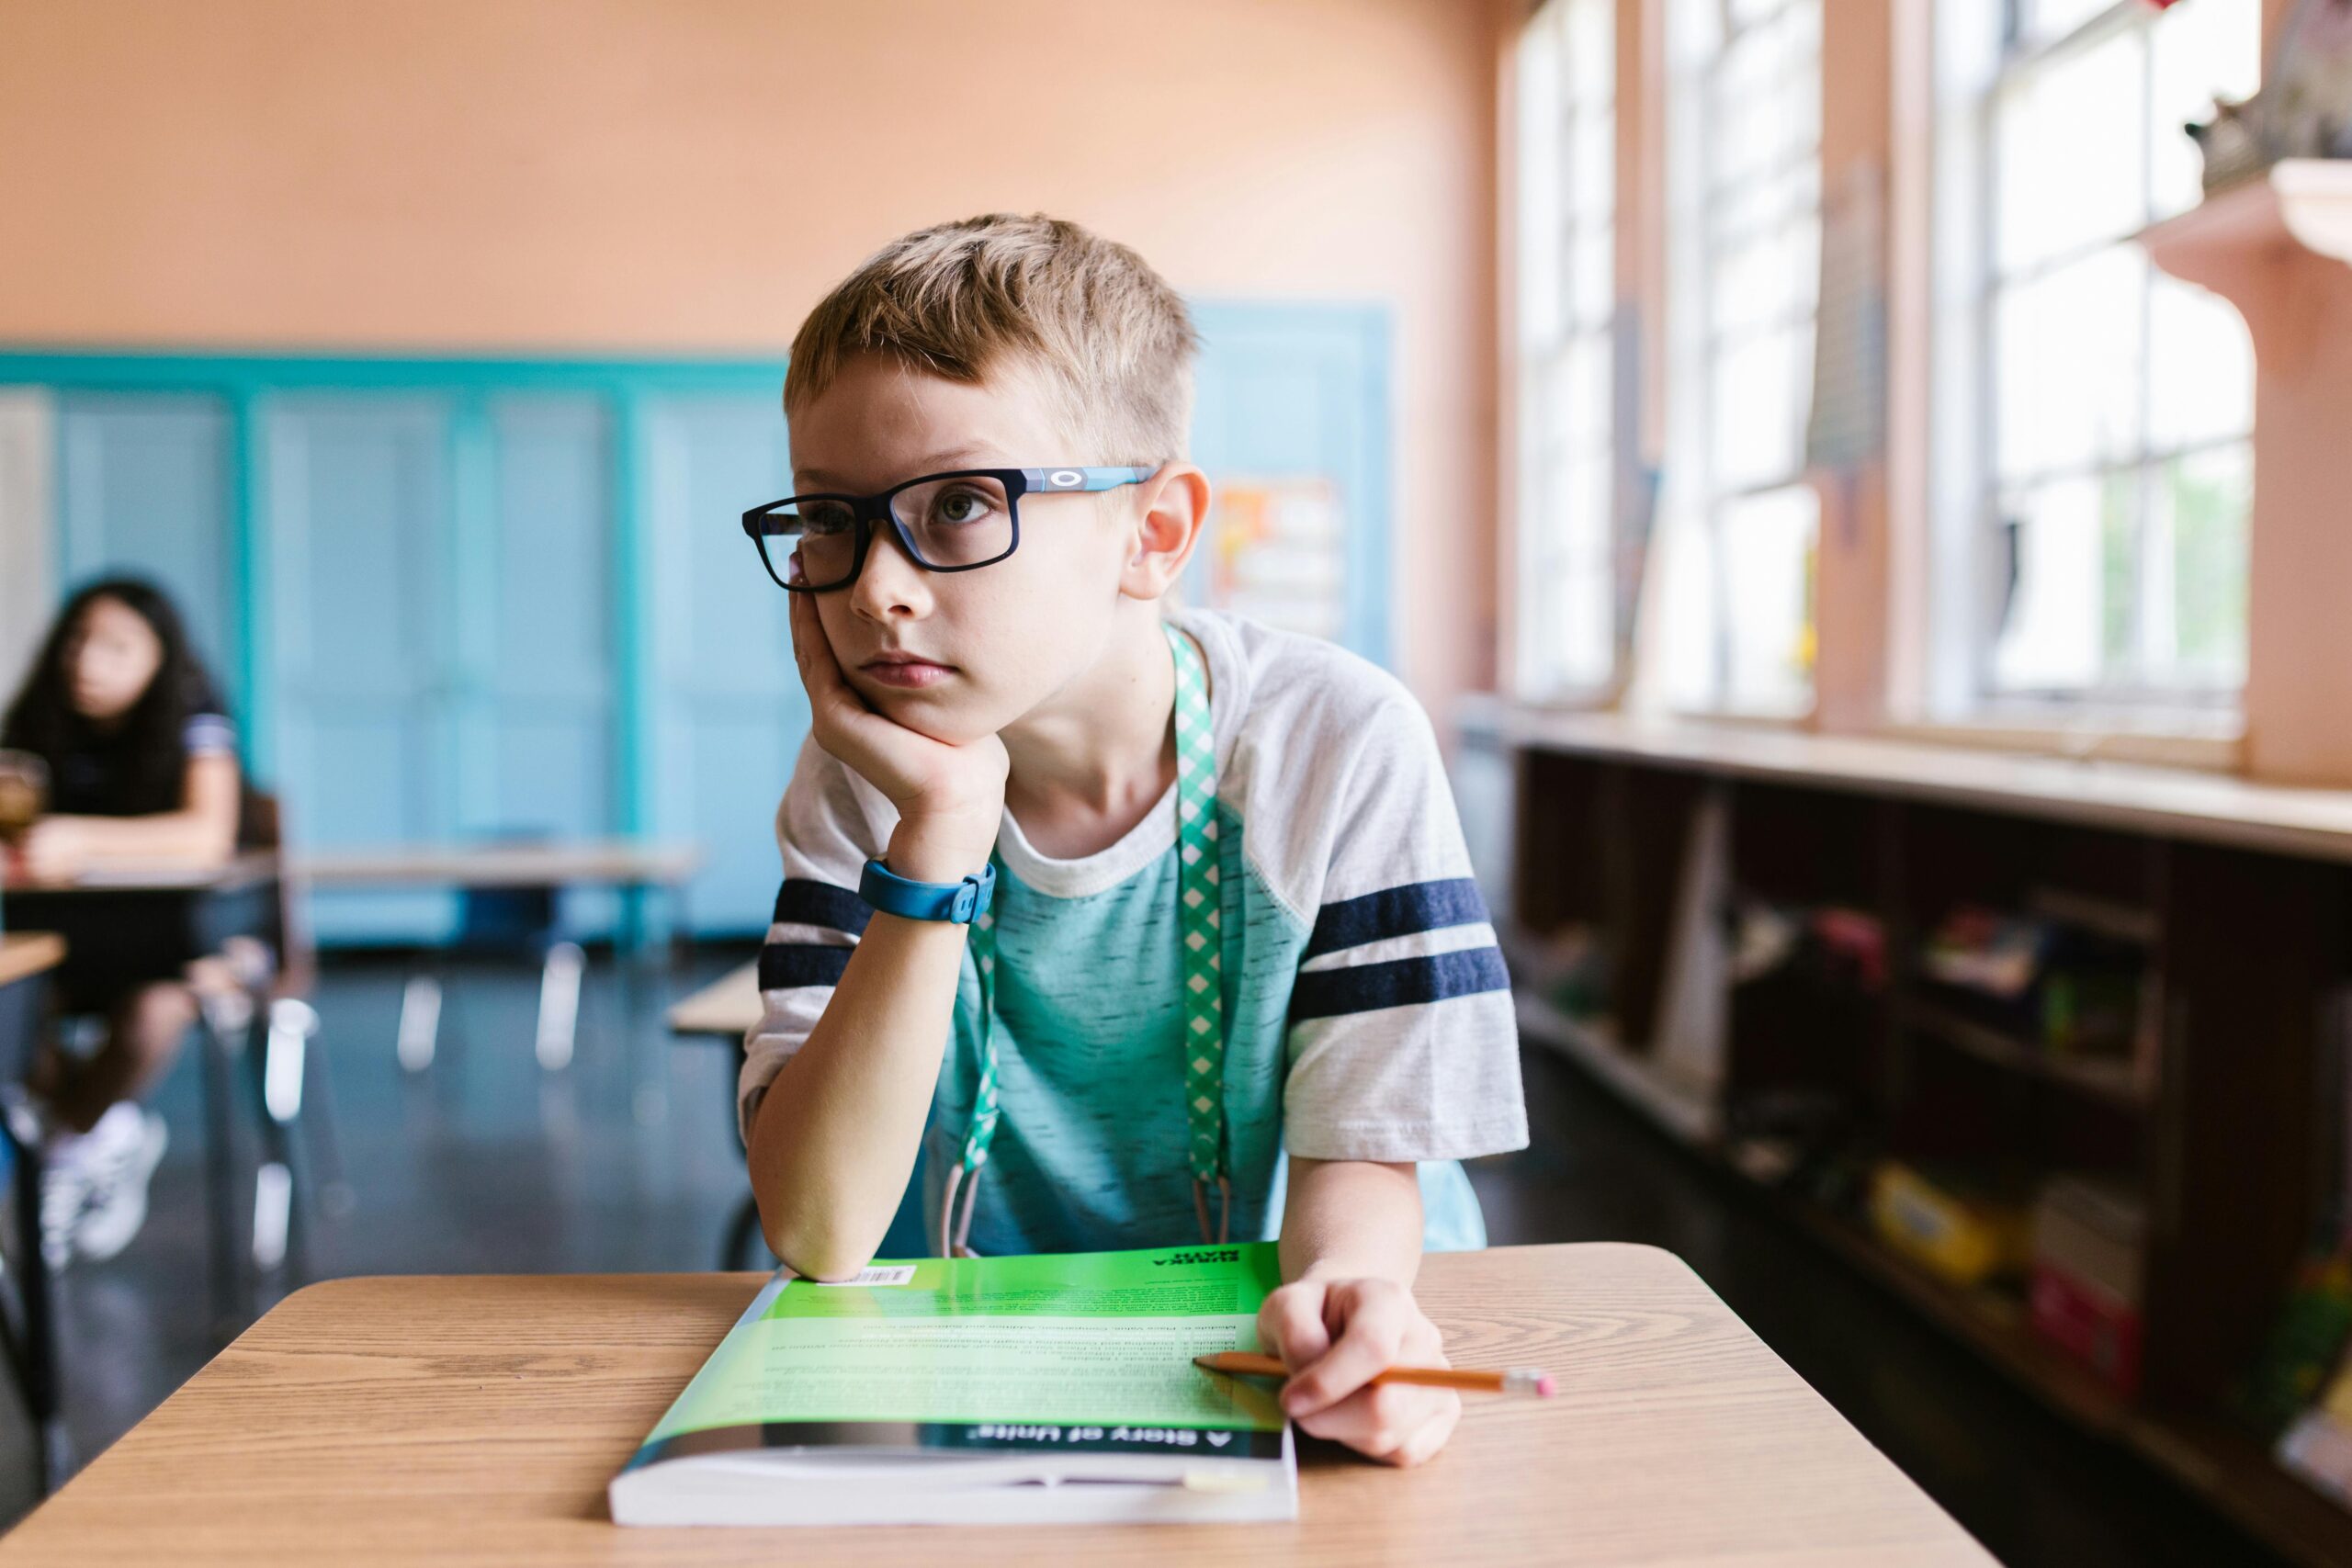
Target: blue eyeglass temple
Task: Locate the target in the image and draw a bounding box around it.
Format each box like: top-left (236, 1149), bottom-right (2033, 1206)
top-left (1019, 466), bottom-right (1156, 493)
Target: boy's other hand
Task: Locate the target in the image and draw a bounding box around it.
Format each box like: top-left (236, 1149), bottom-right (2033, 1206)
top-left (1256, 1274), bottom-right (1461, 1468)
top-left (787, 583), bottom-right (1006, 880)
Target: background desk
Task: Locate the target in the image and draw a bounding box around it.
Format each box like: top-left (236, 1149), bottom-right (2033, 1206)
top-left (0, 933), bottom-right (66, 1489)
top-left (298, 840), bottom-right (701, 1072)
top-left (0, 1242), bottom-right (1991, 1565)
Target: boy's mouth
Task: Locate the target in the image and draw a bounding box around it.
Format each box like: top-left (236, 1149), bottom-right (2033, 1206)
top-left (860, 650), bottom-right (956, 690)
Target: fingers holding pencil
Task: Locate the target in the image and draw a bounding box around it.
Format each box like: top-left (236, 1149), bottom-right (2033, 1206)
top-left (1193, 1351), bottom-right (1557, 1399)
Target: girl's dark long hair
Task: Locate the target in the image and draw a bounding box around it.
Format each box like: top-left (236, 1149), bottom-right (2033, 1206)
top-left (1, 576), bottom-right (229, 817)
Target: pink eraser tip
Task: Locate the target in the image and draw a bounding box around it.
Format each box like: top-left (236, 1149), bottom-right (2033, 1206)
top-left (1535, 1375), bottom-right (1556, 1397)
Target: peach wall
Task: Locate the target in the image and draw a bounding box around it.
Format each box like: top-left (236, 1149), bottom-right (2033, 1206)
top-left (0, 0), bottom-right (1500, 711)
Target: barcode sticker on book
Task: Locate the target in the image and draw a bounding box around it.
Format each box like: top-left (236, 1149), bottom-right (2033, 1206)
top-left (812, 1265), bottom-right (917, 1288)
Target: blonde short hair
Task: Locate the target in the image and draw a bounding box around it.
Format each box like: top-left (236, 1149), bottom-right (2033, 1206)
top-left (785, 214), bottom-right (1200, 465)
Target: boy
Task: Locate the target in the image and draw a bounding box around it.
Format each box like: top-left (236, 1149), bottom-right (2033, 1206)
top-left (742, 214), bottom-right (1526, 1468)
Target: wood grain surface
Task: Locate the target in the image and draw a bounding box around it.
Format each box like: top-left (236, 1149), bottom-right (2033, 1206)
top-left (294, 841), bottom-right (701, 888)
top-left (0, 1244), bottom-right (1993, 1566)
top-left (663, 960), bottom-right (760, 1040)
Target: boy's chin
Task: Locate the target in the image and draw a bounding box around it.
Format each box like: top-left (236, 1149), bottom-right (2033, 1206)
top-left (862, 683), bottom-right (996, 747)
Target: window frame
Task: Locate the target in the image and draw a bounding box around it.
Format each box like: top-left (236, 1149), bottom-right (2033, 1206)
top-left (1931, 0), bottom-right (2257, 718)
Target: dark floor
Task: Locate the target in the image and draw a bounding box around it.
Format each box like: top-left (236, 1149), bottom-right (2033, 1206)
top-left (0, 951), bottom-right (2294, 1563)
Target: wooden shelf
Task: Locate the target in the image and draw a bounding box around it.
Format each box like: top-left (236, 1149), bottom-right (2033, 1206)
top-left (1503, 730), bottom-right (2352, 1562)
top-left (1773, 1198), bottom-right (2352, 1568)
top-left (1896, 998), bottom-right (2151, 1111)
top-left (1495, 708), bottom-right (2352, 866)
top-left (1771, 1196), bottom-right (2131, 1432)
top-left (1525, 1026), bottom-right (2352, 1567)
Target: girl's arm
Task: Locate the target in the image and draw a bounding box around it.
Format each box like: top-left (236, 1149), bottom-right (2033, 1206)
top-left (1257, 1156), bottom-right (1462, 1468)
top-left (24, 751), bottom-right (240, 876)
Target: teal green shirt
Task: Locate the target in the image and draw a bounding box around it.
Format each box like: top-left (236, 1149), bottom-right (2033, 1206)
top-left (742, 611), bottom-right (1528, 1259)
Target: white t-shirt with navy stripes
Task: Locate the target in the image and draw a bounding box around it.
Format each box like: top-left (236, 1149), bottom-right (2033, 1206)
top-left (741, 607), bottom-right (1527, 1257)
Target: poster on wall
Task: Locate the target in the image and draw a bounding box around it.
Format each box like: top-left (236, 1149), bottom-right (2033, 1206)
top-left (1204, 476), bottom-right (1346, 642)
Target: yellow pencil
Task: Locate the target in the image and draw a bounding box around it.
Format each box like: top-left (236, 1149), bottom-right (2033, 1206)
top-left (1193, 1350), bottom-right (1555, 1397)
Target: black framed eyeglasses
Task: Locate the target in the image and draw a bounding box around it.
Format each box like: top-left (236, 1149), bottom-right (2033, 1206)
top-left (741, 466), bottom-right (1157, 592)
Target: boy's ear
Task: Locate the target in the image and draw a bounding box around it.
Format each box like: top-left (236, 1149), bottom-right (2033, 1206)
top-left (1118, 464), bottom-right (1211, 603)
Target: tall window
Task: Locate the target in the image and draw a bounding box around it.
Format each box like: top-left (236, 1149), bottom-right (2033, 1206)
top-left (1946, 0), bottom-right (2259, 708)
top-left (1513, 0), bottom-right (1617, 699)
top-left (1661, 0), bottom-right (1824, 715)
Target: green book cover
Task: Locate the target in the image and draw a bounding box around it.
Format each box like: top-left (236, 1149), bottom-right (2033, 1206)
top-left (618, 1242), bottom-right (1292, 1496)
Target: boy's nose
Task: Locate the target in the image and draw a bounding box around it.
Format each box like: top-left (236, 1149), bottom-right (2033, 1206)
top-left (848, 521), bottom-right (933, 621)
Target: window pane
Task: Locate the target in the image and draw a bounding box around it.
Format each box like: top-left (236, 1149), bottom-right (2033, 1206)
top-left (2147, 274), bottom-right (2252, 450)
top-left (1515, 13), bottom-right (1565, 349)
top-left (2020, 0), bottom-right (2115, 50)
top-left (1994, 245), bottom-right (2146, 480)
top-left (1565, 0), bottom-right (1612, 104)
top-left (2161, 441), bottom-right (2250, 686)
top-left (1713, 20), bottom-right (1814, 188)
top-left (1991, 475), bottom-right (2108, 692)
top-left (1515, 0), bottom-right (1617, 699)
top-left (1712, 322), bottom-right (1812, 491)
top-left (1525, 452), bottom-right (1614, 692)
top-left (1569, 108), bottom-right (1615, 227)
top-left (1712, 220), bottom-right (1818, 339)
top-left (1718, 483), bottom-right (1818, 712)
top-left (1544, 336), bottom-right (1611, 450)
top-left (1712, 159), bottom-right (1821, 245)
top-left (1994, 31), bottom-right (2146, 276)
top-left (1569, 225), bottom-right (1615, 327)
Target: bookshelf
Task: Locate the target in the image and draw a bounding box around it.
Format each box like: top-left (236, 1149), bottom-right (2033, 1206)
top-left (1478, 711), bottom-right (2352, 1567)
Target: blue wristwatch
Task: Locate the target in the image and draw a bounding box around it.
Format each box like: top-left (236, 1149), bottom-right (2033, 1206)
top-left (858, 856), bottom-right (996, 924)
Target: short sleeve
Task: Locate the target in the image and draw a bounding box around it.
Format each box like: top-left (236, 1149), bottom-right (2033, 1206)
top-left (737, 735), bottom-right (893, 1145)
top-left (183, 713), bottom-right (237, 757)
top-left (1280, 692), bottom-right (1527, 1165)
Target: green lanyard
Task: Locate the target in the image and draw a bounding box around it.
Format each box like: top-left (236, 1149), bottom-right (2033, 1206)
top-left (939, 623), bottom-right (1226, 1257)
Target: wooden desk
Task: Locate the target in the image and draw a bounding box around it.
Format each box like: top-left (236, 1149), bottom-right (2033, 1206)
top-left (664, 958), bottom-right (760, 1039)
top-left (1, 852), bottom-right (279, 993)
top-left (295, 840), bottom-right (702, 1074)
top-left (0, 1244), bottom-right (1992, 1566)
top-left (0, 931), bottom-right (65, 991)
top-left (4, 854), bottom-right (288, 1336)
top-left (293, 840), bottom-right (702, 890)
top-left (0, 931), bottom-right (66, 1488)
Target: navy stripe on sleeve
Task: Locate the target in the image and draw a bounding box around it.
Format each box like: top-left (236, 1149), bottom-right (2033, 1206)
top-left (758, 942), bottom-right (854, 991)
top-left (1289, 945), bottom-right (1510, 1022)
top-left (772, 877), bottom-right (872, 936)
top-left (1302, 876), bottom-right (1490, 960)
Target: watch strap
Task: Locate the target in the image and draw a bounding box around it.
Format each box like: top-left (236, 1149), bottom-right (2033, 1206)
top-left (858, 856), bottom-right (996, 924)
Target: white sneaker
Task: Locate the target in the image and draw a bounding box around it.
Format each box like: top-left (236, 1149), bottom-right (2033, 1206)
top-left (69, 1105), bottom-right (167, 1263)
top-left (36, 1149), bottom-right (89, 1272)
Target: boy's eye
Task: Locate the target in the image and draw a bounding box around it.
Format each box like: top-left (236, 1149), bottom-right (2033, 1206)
top-left (932, 487), bottom-right (997, 527)
top-left (797, 502), bottom-right (855, 536)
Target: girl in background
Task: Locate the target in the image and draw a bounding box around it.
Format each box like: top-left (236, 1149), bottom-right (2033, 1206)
top-left (2, 577), bottom-right (244, 1262)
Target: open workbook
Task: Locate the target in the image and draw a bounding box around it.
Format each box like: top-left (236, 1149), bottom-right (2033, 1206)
top-left (610, 1241), bottom-right (1296, 1526)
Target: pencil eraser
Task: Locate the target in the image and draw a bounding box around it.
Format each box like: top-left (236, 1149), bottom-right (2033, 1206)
top-left (1535, 1375), bottom-right (1556, 1398)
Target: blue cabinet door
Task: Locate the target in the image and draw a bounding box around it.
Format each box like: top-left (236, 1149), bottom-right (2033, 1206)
top-left (54, 393), bottom-right (236, 696)
top-left (265, 395), bottom-right (456, 942)
top-left (480, 395), bottom-right (620, 934)
top-left (636, 392), bottom-right (806, 936)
